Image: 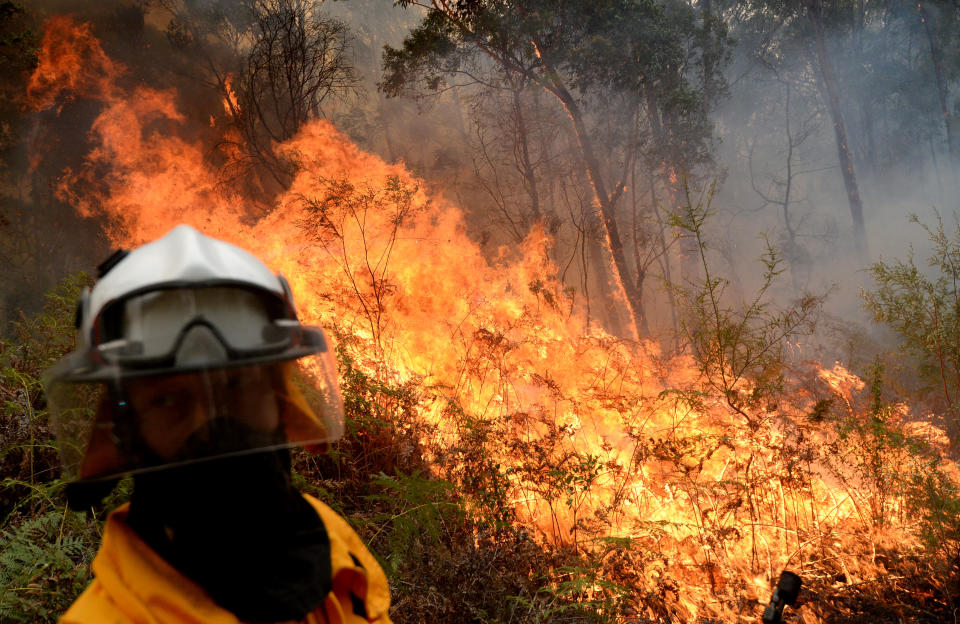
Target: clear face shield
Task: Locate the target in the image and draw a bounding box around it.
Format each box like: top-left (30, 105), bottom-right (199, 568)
top-left (43, 287), bottom-right (344, 482)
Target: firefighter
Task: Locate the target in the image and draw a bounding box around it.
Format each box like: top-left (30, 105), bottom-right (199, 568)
top-left (43, 225), bottom-right (391, 623)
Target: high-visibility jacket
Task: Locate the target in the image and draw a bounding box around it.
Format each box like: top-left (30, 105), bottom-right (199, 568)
top-left (60, 495), bottom-right (392, 624)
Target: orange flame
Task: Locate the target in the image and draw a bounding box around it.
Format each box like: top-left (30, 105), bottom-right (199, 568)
top-left (27, 16), bottom-right (121, 110)
top-left (222, 75), bottom-right (239, 118)
top-left (28, 17), bottom-right (957, 622)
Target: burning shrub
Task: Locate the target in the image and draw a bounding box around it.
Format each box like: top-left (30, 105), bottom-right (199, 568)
top-left (6, 15), bottom-right (960, 623)
top-left (794, 361), bottom-right (960, 620)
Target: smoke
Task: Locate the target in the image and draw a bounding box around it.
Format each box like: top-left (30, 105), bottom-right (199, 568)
top-left (6, 7), bottom-right (960, 619)
top-left (708, 11), bottom-right (959, 364)
top-left (5, 0), bottom-right (957, 364)
top-left (0, 0), bottom-right (415, 326)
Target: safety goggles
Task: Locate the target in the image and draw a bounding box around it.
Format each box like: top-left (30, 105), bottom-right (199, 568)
top-left (88, 286), bottom-right (311, 371)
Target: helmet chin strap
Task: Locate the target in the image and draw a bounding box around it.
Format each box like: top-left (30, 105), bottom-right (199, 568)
top-left (65, 384), bottom-right (140, 512)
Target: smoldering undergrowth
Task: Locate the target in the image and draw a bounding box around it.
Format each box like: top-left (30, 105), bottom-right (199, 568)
top-left (1, 195), bottom-right (960, 624)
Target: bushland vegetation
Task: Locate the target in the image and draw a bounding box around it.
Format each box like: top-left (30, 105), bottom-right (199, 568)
top-left (3, 199), bottom-right (960, 623)
top-left (3, 1), bottom-right (960, 623)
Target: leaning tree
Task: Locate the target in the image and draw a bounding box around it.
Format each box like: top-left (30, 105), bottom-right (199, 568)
top-left (383, 0), bottom-right (728, 339)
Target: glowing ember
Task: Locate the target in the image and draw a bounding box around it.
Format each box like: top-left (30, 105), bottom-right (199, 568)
top-left (27, 17), bottom-right (958, 622)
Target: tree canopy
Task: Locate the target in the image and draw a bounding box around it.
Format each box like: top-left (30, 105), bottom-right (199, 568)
top-left (383, 0), bottom-right (731, 338)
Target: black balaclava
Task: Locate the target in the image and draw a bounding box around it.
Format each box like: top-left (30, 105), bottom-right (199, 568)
top-left (127, 419), bottom-right (333, 623)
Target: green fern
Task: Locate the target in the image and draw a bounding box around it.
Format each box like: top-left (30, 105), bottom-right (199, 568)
top-left (0, 510), bottom-right (98, 623)
top-left (364, 470), bottom-right (460, 573)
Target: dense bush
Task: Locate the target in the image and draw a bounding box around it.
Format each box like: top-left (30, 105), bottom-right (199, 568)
top-left (863, 213), bottom-right (960, 442)
top-left (0, 274), bottom-right (607, 623)
top-left (0, 273), bottom-right (104, 622)
top-left (1, 510), bottom-right (97, 622)
top-left (3, 216), bottom-right (960, 623)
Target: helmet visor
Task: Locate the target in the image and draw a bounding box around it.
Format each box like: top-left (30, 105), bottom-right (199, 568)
top-left (93, 286), bottom-right (298, 367)
top-left (44, 339), bottom-right (344, 481)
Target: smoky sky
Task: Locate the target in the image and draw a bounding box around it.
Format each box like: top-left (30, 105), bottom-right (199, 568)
top-left (5, 0), bottom-right (957, 352)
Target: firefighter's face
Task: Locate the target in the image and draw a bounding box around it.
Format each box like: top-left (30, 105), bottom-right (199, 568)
top-left (126, 366), bottom-right (280, 460)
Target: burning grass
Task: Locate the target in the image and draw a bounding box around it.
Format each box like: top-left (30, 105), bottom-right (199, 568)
top-left (1, 15), bottom-right (959, 623)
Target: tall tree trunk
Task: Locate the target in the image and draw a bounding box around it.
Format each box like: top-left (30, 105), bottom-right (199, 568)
top-left (511, 86), bottom-right (542, 221)
top-left (859, 102), bottom-right (877, 176)
top-left (643, 85), bottom-right (698, 282)
top-left (427, 23), bottom-right (647, 338)
top-left (650, 173), bottom-right (679, 337)
top-left (587, 214), bottom-right (630, 337)
top-left (807, 0), bottom-right (868, 263)
top-left (377, 92), bottom-right (398, 163)
top-left (852, 0), bottom-right (878, 176)
top-left (780, 80), bottom-right (804, 294)
top-left (701, 0), bottom-right (716, 109)
top-left (630, 164), bottom-right (651, 335)
top-left (918, 1), bottom-right (956, 162)
top-left (562, 98), bottom-right (644, 340)
top-left (530, 49), bottom-right (645, 340)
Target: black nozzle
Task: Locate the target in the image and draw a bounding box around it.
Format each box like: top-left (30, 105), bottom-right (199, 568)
top-left (776, 570), bottom-right (802, 606)
top-left (762, 570), bottom-right (802, 624)
top-left (65, 478), bottom-right (120, 512)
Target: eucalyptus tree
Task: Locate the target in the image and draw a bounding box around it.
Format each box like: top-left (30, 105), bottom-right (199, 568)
top-left (730, 0), bottom-right (871, 262)
top-left (236, 0), bottom-right (361, 186)
top-left (382, 0), bottom-right (729, 339)
top-left (157, 0), bottom-right (361, 191)
top-left (805, 0), bottom-right (868, 261)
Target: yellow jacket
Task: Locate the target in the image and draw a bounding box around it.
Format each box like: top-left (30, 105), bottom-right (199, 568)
top-left (60, 495), bottom-right (392, 624)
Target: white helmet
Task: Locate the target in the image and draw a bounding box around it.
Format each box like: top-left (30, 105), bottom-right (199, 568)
top-left (43, 225), bottom-right (344, 487)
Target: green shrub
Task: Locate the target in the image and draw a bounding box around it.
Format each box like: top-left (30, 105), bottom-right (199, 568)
top-left (669, 180), bottom-right (822, 425)
top-left (862, 212), bottom-right (960, 441)
top-left (364, 470), bottom-right (461, 574)
top-left (0, 272), bottom-right (114, 623)
top-left (1, 272), bottom-right (92, 519)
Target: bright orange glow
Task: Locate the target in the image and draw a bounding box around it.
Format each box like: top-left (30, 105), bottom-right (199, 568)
top-left (28, 18), bottom-right (956, 622)
top-left (27, 16), bottom-right (121, 109)
top-left (222, 75), bottom-right (239, 118)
